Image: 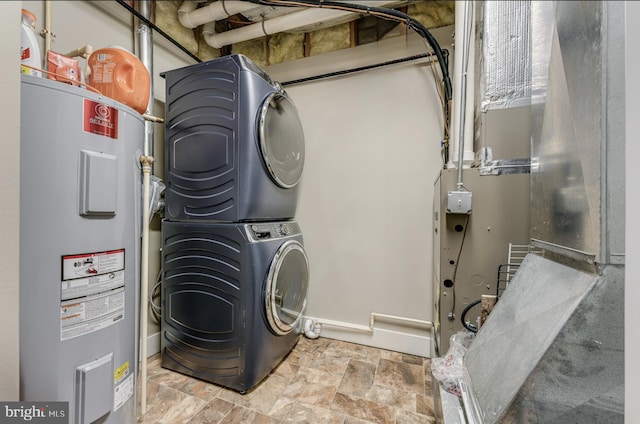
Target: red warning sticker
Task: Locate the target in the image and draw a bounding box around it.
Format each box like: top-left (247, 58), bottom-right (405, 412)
top-left (83, 99), bottom-right (118, 139)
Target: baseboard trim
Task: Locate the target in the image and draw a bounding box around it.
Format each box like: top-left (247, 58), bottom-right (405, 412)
top-left (145, 331), bottom-right (161, 358)
top-left (145, 323), bottom-right (433, 359)
top-left (315, 325), bottom-right (432, 358)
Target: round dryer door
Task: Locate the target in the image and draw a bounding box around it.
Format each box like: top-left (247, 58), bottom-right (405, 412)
top-left (265, 240), bottom-right (309, 335)
top-left (259, 92), bottom-right (305, 188)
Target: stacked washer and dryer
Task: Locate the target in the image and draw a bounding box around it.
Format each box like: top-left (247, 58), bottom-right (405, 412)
top-left (160, 55), bottom-right (309, 393)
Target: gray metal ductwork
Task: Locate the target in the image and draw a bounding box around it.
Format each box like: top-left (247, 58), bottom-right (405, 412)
top-left (473, 0), bottom-right (532, 170)
top-left (136, 0), bottom-right (154, 163)
top-left (436, 1), bottom-right (625, 423)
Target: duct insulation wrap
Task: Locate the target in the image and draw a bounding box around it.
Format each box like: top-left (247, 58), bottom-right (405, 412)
top-left (476, 0), bottom-right (531, 111)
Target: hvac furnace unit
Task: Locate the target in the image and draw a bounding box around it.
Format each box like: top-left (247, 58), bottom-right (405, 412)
top-left (432, 168), bottom-right (530, 355)
top-left (20, 75), bottom-right (142, 424)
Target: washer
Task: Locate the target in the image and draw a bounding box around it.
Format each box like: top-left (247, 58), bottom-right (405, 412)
top-left (162, 54), bottom-right (305, 222)
top-left (160, 220), bottom-right (309, 393)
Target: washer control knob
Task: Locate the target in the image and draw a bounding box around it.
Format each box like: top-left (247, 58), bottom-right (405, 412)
top-left (278, 224), bottom-right (287, 235)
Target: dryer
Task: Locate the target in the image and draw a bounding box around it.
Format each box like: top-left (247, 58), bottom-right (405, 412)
top-left (160, 220), bottom-right (309, 393)
top-left (162, 54), bottom-right (305, 222)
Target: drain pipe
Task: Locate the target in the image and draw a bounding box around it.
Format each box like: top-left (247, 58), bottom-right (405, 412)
top-left (303, 313), bottom-right (433, 338)
top-left (135, 1), bottom-right (154, 418)
top-left (138, 155), bottom-right (154, 418)
top-left (43, 0), bottom-right (53, 55)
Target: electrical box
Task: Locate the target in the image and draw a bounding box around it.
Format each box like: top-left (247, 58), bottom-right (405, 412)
top-left (446, 190), bottom-right (473, 214)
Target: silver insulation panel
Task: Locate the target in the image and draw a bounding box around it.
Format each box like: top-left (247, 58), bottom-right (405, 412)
top-left (476, 0), bottom-right (531, 111)
top-left (530, 1), bottom-right (625, 263)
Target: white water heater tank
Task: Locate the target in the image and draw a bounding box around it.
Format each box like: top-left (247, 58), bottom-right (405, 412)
top-left (20, 75), bottom-right (143, 424)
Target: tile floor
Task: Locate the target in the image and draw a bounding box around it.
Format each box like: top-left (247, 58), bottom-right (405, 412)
top-left (139, 337), bottom-right (437, 424)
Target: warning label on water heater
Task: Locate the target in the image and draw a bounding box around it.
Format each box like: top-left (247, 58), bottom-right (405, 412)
top-left (83, 98), bottom-right (119, 139)
top-left (60, 249), bottom-right (126, 341)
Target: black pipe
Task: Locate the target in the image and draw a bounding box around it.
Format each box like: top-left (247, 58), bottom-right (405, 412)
top-left (460, 299), bottom-right (481, 333)
top-left (115, 0), bottom-right (202, 63)
top-left (281, 52), bottom-right (443, 86)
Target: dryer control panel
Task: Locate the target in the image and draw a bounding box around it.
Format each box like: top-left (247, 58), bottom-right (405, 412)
top-left (247, 222), bottom-right (301, 241)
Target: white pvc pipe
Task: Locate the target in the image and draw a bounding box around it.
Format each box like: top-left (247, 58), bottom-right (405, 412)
top-left (64, 45), bottom-right (94, 59)
top-left (449, 0), bottom-right (475, 170)
top-left (303, 318), bottom-right (321, 339)
top-left (139, 155), bottom-right (154, 418)
top-left (203, 1), bottom-right (394, 49)
top-left (303, 313), bottom-right (433, 338)
top-left (64, 45), bottom-right (93, 81)
top-left (178, 0), bottom-right (260, 29)
top-left (44, 0), bottom-right (53, 55)
top-left (369, 312), bottom-right (433, 330)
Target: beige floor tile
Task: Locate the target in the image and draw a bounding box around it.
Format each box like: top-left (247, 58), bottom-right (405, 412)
top-left (331, 392), bottom-right (396, 424)
top-left (282, 367), bottom-right (341, 408)
top-left (145, 338), bottom-right (439, 424)
top-left (337, 360), bottom-right (377, 398)
top-left (365, 385), bottom-right (416, 412)
top-left (374, 359), bottom-right (425, 395)
top-left (139, 380), bottom-right (207, 424)
top-left (187, 397), bottom-right (234, 424)
top-left (395, 409), bottom-right (436, 424)
top-left (282, 402), bottom-right (346, 424)
top-left (218, 405), bottom-right (279, 424)
top-left (268, 397), bottom-right (297, 420)
top-left (217, 374), bottom-right (289, 415)
top-left (177, 378), bottom-right (223, 401)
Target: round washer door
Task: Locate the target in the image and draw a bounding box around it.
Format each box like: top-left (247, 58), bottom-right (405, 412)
top-left (259, 92), bottom-right (305, 188)
top-left (265, 240), bottom-right (309, 335)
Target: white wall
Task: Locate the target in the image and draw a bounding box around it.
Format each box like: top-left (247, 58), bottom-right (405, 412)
top-left (0, 1), bottom-right (22, 401)
top-left (267, 28), bottom-right (453, 356)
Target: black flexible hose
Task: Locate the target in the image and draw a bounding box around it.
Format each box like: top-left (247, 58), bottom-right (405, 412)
top-left (244, 0), bottom-right (452, 127)
top-left (460, 299), bottom-right (481, 333)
